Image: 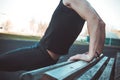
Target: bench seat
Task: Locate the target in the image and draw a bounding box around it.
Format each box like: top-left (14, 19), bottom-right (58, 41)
top-left (20, 52), bottom-right (120, 80)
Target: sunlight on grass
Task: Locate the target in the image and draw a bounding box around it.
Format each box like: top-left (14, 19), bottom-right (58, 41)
top-left (0, 33), bottom-right (40, 41)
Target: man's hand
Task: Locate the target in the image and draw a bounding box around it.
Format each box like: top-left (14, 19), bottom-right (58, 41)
top-left (68, 52), bottom-right (101, 62)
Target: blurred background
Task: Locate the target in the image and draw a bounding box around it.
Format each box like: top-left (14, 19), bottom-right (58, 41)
top-left (0, 0), bottom-right (120, 46)
top-left (0, 0), bottom-right (120, 80)
top-left (0, 0), bottom-right (120, 42)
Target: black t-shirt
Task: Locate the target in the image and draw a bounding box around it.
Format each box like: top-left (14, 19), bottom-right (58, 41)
top-left (40, 0), bottom-right (85, 55)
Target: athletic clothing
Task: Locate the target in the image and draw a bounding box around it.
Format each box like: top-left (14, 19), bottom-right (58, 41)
top-left (0, 0), bottom-right (85, 71)
top-left (40, 0), bottom-right (85, 55)
top-left (0, 45), bottom-right (57, 71)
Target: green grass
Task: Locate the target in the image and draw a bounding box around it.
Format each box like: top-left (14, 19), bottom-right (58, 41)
top-left (0, 33), bottom-right (89, 45)
top-left (0, 33), bottom-right (89, 44)
top-left (1, 33), bottom-right (120, 50)
top-left (0, 33), bottom-right (40, 41)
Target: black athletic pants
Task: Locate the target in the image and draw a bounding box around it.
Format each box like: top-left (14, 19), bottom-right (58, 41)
top-left (0, 44), bottom-right (57, 71)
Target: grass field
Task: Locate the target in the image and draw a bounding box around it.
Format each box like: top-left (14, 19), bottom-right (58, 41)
top-left (0, 32), bottom-right (89, 45)
top-left (0, 33), bottom-right (40, 41)
top-left (0, 32), bottom-right (120, 50)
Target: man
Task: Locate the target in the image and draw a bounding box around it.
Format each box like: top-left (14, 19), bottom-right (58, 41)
top-left (63, 0), bottom-right (106, 62)
top-left (0, 0), bottom-right (105, 71)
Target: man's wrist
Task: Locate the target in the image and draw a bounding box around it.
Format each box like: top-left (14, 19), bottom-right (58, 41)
top-left (96, 51), bottom-right (100, 58)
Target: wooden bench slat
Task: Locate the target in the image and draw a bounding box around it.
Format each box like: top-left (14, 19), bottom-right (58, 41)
top-left (115, 52), bottom-right (120, 80)
top-left (41, 55), bottom-right (103, 80)
top-left (98, 58), bottom-right (115, 80)
top-left (41, 60), bottom-right (89, 80)
top-left (77, 57), bottom-right (108, 80)
top-left (20, 61), bottom-right (73, 80)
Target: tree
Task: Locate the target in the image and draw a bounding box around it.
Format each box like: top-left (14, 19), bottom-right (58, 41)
top-left (3, 20), bottom-right (12, 32)
top-left (37, 22), bottom-right (48, 37)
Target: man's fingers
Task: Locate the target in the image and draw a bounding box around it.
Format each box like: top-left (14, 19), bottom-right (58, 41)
top-left (68, 54), bottom-right (81, 61)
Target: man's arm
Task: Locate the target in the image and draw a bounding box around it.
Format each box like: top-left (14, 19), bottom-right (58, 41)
top-left (63, 0), bottom-right (106, 61)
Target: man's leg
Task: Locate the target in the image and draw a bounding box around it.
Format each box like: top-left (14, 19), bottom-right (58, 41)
top-left (0, 44), bottom-right (58, 71)
top-left (0, 0), bottom-right (67, 71)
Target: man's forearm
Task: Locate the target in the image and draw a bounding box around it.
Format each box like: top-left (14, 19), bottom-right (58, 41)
top-left (88, 20), bottom-right (105, 57)
top-left (96, 21), bottom-right (105, 54)
top-left (63, 0), bottom-right (106, 60)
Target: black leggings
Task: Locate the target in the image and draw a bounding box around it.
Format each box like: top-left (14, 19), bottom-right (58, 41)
top-left (0, 44), bottom-right (57, 71)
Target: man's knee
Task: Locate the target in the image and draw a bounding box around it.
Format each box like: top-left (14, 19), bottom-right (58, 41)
top-left (62, 0), bottom-right (77, 8)
top-left (62, 0), bottom-right (71, 7)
